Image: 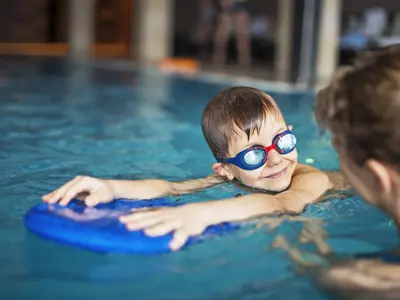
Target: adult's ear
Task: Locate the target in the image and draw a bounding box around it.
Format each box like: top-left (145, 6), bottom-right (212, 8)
top-left (365, 159), bottom-right (392, 196)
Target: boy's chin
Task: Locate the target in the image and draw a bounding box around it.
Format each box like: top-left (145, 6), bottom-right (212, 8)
top-left (255, 180), bottom-right (291, 194)
top-left (267, 182), bottom-right (291, 193)
top-left (238, 177), bottom-right (291, 194)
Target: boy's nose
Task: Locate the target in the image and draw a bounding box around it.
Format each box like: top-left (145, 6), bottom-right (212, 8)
top-left (266, 149), bottom-right (283, 167)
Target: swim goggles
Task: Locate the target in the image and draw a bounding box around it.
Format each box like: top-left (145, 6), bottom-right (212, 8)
top-left (216, 130), bottom-right (297, 171)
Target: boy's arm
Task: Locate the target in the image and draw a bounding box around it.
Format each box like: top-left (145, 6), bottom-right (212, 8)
top-left (109, 174), bottom-right (227, 199)
top-left (120, 164), bottom-right (334, 251)
top-left (209, 164), bottom-right (332, 222)
top-left (44, 174), bottom-right (227, 206)
top-left (210, 166), bottom-right (357, 223)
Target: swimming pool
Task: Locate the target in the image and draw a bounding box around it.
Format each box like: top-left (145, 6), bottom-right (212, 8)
top-left (0, 56), bottom-right (397, 300)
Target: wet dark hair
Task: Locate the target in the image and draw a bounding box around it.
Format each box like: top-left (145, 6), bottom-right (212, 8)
top-left (315, 45), bottom-right (400, 169)
top-left (201, 86), bottom-right (281, 159)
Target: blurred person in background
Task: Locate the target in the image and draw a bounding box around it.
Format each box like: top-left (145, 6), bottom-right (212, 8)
top-left (212, 0), bottom-right (251, 68)
top-left (194, 0), bottom-right (217, 60)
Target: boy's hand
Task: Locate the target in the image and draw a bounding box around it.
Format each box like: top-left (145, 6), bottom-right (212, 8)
top-left (42, 176), bottom-right (115, 206)
top-left (42, 174), bottom-right (226, 208)
top-left (119, 203), bottom-right (211, 251)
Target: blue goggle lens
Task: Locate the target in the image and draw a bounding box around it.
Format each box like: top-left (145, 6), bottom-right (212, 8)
top-left (243, 148), bottom-right (266, 166)
top-left (276, 133), bottom-right (297, 153)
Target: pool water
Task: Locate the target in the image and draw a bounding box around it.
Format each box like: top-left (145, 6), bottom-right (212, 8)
top-left (0, 56), bottom-right (397, 300)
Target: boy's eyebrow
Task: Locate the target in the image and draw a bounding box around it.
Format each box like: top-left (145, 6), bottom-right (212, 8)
top-left (238, 126), bottom-right (288, 150)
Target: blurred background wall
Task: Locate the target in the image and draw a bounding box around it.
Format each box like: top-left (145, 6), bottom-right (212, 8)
top-left (0, 0), bottom-right (398, 87)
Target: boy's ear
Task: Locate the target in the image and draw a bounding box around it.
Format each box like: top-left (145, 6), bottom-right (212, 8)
top-left (212, 163), bottom-right (234, 180)
top-left (288, 125), bottom-right (293, 131)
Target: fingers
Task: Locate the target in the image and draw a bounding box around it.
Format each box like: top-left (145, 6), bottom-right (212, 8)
top-left (43, 176), bottom-right (97, 206)
top-left (43, 176), bottom-right (82, 204)
top-left (125, 214), bottom-right (189, 250)
top-left (126, 215), bottom-right (166, 231)
top-left (124, 213), bottom-right (190, 250)
top-left (119, 208), bottom-right (193, 251)
top-left (82, 194), bottom-right (99, 207)
top-left (58, 178), bottom-right (93, 206)
top-left (44, 176), bottom-right (114, 207)
top-left (169, 231), bottom-right (189, 251)
top-left (120, 209), bottom-right (206, 251)
top-left (84, 191), bottom-right (110, 207)
top-left (120, 209), bottom-right (164, 229)
top-left (120, 209), bottom-right (178, 235)
top-left (144, 221), bottom-right (180, 236)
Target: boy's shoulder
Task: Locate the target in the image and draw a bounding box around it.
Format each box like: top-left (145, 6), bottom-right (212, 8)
top-left (294, 164), bottom-right (353, 190)
top-left (294, 163), bottom-right (322, 174)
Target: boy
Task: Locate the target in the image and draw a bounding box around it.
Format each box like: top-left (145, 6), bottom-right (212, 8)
top-left (43, 87), bottom-right (346, 251)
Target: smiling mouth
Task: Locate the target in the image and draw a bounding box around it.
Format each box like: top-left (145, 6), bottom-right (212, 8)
top-left (264, 166), bottom-right (288, 179)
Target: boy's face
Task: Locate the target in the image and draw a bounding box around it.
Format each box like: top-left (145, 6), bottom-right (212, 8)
top-left (213, 115), bottom-right (298, 193)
